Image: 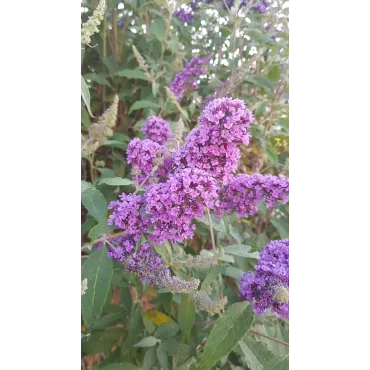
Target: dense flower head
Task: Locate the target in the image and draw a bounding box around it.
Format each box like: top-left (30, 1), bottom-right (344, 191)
top-left (239, 239), bottom-right (289, 318)
top-left (95, 234), bottom-right (136, 263)
top-left (169, 56), bottom-right (208, 101)
top-left (145, 168), bottom-right (219, 244)
top-left (198, 97), bottom-right (253, 146)
top-left (127, 138), bottom-right (171, 184)
top-left (218, 174), bottom-right (289, 216)
top-left (141, 116), bottom-right (172, 145)
top-left (174, 7), bottom-right (195, 23)
top-left (108, 194), bottom-right (148, 240)
top-left (174, 125), bottom-right (241, 184)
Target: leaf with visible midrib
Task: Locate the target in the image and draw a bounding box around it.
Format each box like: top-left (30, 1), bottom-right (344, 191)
top-left (239, 335), bottom-right (276, 370)
top-left (197, 302), bottom-right (255, 370)
top-left (178, 294), bottom-right (195, 342)
top-left (263, 355), bottom-right (289, 370)
top-left (81, 246), bottom-right (113, 329)
top-left (81, 185), bottom-right (107, 223)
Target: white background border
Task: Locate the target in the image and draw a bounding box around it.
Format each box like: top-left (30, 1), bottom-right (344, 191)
top-left (0, 0), bottom-right (370, 368)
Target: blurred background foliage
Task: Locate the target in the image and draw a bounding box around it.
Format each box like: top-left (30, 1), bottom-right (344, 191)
top-left (81, 0), bottom-right (289, 368)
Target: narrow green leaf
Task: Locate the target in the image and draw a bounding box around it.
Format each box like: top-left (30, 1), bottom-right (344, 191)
top-left (83, 73), bottom-right (112, 87)
top-left (81, 246), bottom-right (113, 329)
top-left (99, 177), bottom-right (133, 186)
top-left (102, 140), bottom-right (127, 150)
top-left (142, 347), bottom-right (157, 370)
top-left (178, 294), bottom-right (195, 342)
top-left (114, 69), bottom-right (148, 80)
top-left (157, 343), bottom-right (168, 369)
top-left (152, 81), bottom-right (160, 97)
top-left (129, 100), bottom-right (160, 114)
top-left (134, 336), bottom-right (161, 348)
top-left (81, 184), bottom-right (108, 222)
top-left (81, 75), bottom-right (93, 117)
top-left (202, 266), bottom-right (225, 289)
top-left (263, 355), bottom-right (289, 370)
top-left (224, 244), bottom-right (259, 259)
top-left (239, 336), bottom-right (276, 370)
top-left (197, 302), bottom-right (255, 370)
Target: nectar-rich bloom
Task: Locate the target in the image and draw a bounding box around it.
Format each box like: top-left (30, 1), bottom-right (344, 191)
top-left (239, 239), bottom-right (289, 318)
top-left (141, 116), bottom-right (172, 145)
top-left (218, 173), bottom-right (289, 216)
top-left (169, 56), bottom-right (208, 101)
top-left (145, 168), bottom-right (219, 244)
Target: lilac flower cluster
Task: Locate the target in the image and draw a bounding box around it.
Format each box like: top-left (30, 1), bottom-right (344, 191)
top-left (127, 138), bottom-right (170, 185)
top-left (199, 97), bottom-right (253, 145)
top-left (141, 116), bottom-right (172, 145)
top-left (218, 174), bottom-right (289, 217)
top-left (174, 126), bottom-right (241, 184)
top-left (174, 8), bottom-right (195, 24)
top-left (169, 56), bottom-right (208, 101)
top-left (108, 194), bottom-right (148, 241)
top-left (145, 168), bottom-right (219, 244)
top-left (239, 239), bottom-right (289, 318)
top-left (174, 98), bottom-right (252, 183)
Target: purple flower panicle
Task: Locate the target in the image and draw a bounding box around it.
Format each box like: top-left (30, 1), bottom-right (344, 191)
top-left (127, 138), bottom-right (170, 185)
top-left (239, 239), bottom-right (289, 318)
top-left (169, 56), bottom-right (208, 101)
top-left (145, 168), bottom-right (219, 244)
top-left (108, 194), bottom-right (148, 240)
top-left (218, 174), bottom-right (289, 216)
top-left (141, 116), bottom-right (172, 145)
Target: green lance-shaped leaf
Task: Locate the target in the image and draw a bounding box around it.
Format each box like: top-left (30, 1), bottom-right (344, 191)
top-left (134, 336), bottom-right (161, 348)
top-left (178, 294), bottom-right (195, 342)
top-left (197, 301), bottom-right (255, 370)
top-left (81, 246), bottom-right (113, 329)
top-left (224, 244), bottom-right (259, 259)
top-left (263, 355), bottom-right (289, 370)
top-left (81, 75), bottom-right (94, 117)
top-left (239, 335), bottom-right (276, 370)
top-left (129, 100), bottom-right (160, 114)
top-left (142, 346), bottom-right (157, 370)
top-left (114, 69), bottom-right (148, 80)
top-left (98, 177), bottom-right (133, 186)
top-left (81, 182), bottom-right (108, 222)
